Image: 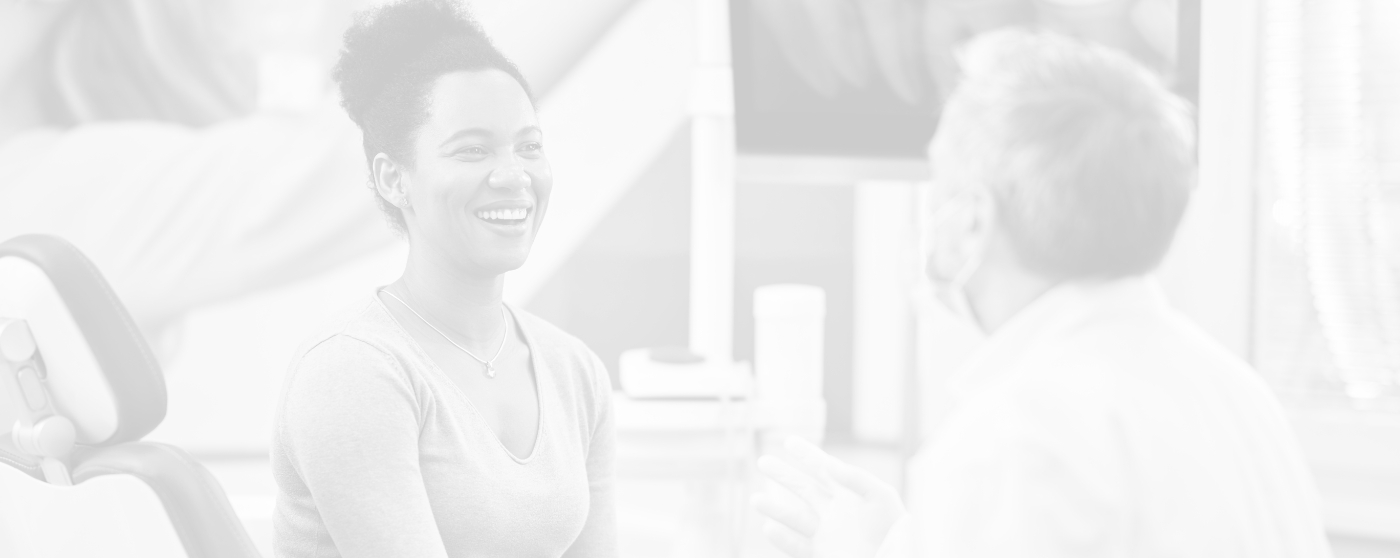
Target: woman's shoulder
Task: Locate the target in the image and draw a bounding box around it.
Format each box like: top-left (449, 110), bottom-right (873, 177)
top-left (278, 295), bottom-right (425, 417)
top-left (282, 295), bottom-right (419, 391)
top-left (512, 308), bottom-right (589, 355)
top-left (512, 308), bottom-right (613, 392)
top-left (295, 295), bottom-right (402, 358)
top-left (512, 308), bottom-right (616, 437)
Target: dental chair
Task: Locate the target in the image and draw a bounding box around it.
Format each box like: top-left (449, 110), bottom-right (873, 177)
top-left (0, 234), bottom-right (261, 558)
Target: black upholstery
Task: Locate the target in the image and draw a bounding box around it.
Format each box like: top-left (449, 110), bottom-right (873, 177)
top-left (72, 443), bottom-right (262, 558)
top-left (1, 234), bottom-right (260, 558)
top-left (0, 234), bottom-right (167, 445)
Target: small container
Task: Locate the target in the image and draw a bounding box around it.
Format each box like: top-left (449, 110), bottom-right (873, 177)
top-left (753, 284), bottom-right (826, 401)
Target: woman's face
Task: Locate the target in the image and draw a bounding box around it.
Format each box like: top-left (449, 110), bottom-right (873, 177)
top-left (399, 69), bottom-right (552, 276)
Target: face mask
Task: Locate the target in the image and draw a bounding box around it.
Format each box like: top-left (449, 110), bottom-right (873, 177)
top-left (924, 194), bottom-right (989, 331)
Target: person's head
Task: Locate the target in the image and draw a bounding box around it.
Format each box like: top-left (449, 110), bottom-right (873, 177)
top-left (335, 0), bottom-right (548, 278)
top-left (924, 29), bottom-right (1195, 309)
top-left (0, 0), bottom-right (254, 128)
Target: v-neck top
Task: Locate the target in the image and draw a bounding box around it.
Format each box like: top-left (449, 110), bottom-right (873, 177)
top-left (271, 295), bottom-right (618, 558)
top-left (374, 290), bottom-right (542, 463)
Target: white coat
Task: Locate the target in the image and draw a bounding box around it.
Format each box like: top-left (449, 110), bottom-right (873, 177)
top-left (885, 277), bottom-right (1332, 557)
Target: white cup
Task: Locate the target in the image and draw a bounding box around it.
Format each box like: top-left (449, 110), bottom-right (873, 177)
top-left (753, 284), bottom-right (826, 401)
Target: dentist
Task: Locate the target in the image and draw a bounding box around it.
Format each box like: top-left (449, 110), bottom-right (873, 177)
top-left (753, 29), bottom-right (1331, 558)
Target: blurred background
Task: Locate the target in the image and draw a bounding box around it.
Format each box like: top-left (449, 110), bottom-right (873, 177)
top-left (0, 0), bottom-right (1398, 557)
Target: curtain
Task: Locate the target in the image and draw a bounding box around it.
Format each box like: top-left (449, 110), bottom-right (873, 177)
top-left (1259, 0), bottom-right (1400, 400)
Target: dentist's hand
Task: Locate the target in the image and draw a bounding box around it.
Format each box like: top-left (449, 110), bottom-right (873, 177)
top-left (751, 437), bottom-right (907, 558)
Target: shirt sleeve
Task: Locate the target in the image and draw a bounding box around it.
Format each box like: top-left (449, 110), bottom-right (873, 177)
top-left (279, 335), bottom-right (450, 558)
top-left (907, 383), bottom-right (1129, 558)
top-left (562, 350), bottom-right (619, 558)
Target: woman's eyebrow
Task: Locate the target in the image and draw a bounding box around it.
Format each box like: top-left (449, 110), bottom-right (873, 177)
top-left (438, 127), bottom-right (493, 147)
top-left (515, 125), bottom-right (542, 138)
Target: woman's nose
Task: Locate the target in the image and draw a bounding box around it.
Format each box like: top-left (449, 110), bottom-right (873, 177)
top-left (488, 166), bottom-right (531, 190)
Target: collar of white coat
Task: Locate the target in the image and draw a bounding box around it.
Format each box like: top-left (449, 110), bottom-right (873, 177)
top-left (949, 274), bottom-right (1172, 400)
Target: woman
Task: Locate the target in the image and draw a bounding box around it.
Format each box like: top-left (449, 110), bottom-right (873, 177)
top-left (270, 1), bottom-right (617, 557)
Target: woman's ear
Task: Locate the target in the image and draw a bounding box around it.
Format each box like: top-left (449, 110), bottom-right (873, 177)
top-left (371, 153), bottom-right (410, 210)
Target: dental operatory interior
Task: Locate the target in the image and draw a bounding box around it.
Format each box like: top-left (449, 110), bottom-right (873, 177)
top-left (2, 0), bottom-right (1399, 557)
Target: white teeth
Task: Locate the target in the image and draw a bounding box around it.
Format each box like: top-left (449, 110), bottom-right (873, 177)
top-left (476, 208), bottom-right (529, 221)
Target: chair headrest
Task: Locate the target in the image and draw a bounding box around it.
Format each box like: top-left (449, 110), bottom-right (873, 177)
top-left (0, 235), bottom-right (166, 448)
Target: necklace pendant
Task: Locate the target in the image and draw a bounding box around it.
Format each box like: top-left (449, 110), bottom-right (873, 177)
top-left (486, 363), bottom-right (496, 378)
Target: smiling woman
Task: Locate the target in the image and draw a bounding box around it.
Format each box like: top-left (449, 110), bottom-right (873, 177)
top-left (270, 1), bottom-right (617, 557)
top-left (379, 68), bottom-right (552, 273)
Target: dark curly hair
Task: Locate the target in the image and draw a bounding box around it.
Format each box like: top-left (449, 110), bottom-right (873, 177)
top-left (333, 0), bottom-right (533, 231)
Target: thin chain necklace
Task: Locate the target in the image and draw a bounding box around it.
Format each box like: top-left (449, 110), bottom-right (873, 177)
top-left (379, 289), bottom-right (509, 379)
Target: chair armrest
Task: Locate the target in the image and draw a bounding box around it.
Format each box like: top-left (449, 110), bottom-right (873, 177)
top-left (71, 442), bottom-right (262, 558)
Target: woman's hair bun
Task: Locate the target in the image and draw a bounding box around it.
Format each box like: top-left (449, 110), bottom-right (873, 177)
top-left (336, 0), bottom-right (500, 126)
top-left (331, 0), bottom-right (531, 233)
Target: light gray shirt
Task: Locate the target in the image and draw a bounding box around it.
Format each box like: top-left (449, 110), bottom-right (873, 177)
top-left (271, 296), bottom-right (617, 558)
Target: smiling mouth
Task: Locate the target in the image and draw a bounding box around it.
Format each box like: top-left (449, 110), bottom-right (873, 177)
top-left (475, 207), bottom-right (531, 226)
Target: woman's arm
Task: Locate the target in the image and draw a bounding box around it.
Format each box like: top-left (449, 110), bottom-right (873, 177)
top-left (278, 335), bottom-right (449, 558)
top-left (562, 352), bottom-right (619, 557)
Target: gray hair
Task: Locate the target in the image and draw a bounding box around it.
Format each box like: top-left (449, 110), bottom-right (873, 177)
top-left (930, 29), bottom-right (1196, 279)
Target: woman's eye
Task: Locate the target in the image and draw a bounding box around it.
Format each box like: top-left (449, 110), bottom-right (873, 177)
top-left (519, 142), bottom-right (543, 156)
top-left (454, 146), bottom-right (489, 160)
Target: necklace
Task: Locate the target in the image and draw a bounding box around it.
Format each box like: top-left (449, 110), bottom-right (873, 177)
top-left (379, 289), bottom-right (509, 378)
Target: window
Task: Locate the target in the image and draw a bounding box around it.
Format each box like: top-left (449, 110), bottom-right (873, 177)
top-left (1254, 0), bottom-right (1400, 412)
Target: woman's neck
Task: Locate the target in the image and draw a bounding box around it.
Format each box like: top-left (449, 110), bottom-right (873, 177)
top-left (390, 244), bottom-right (507, 345)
